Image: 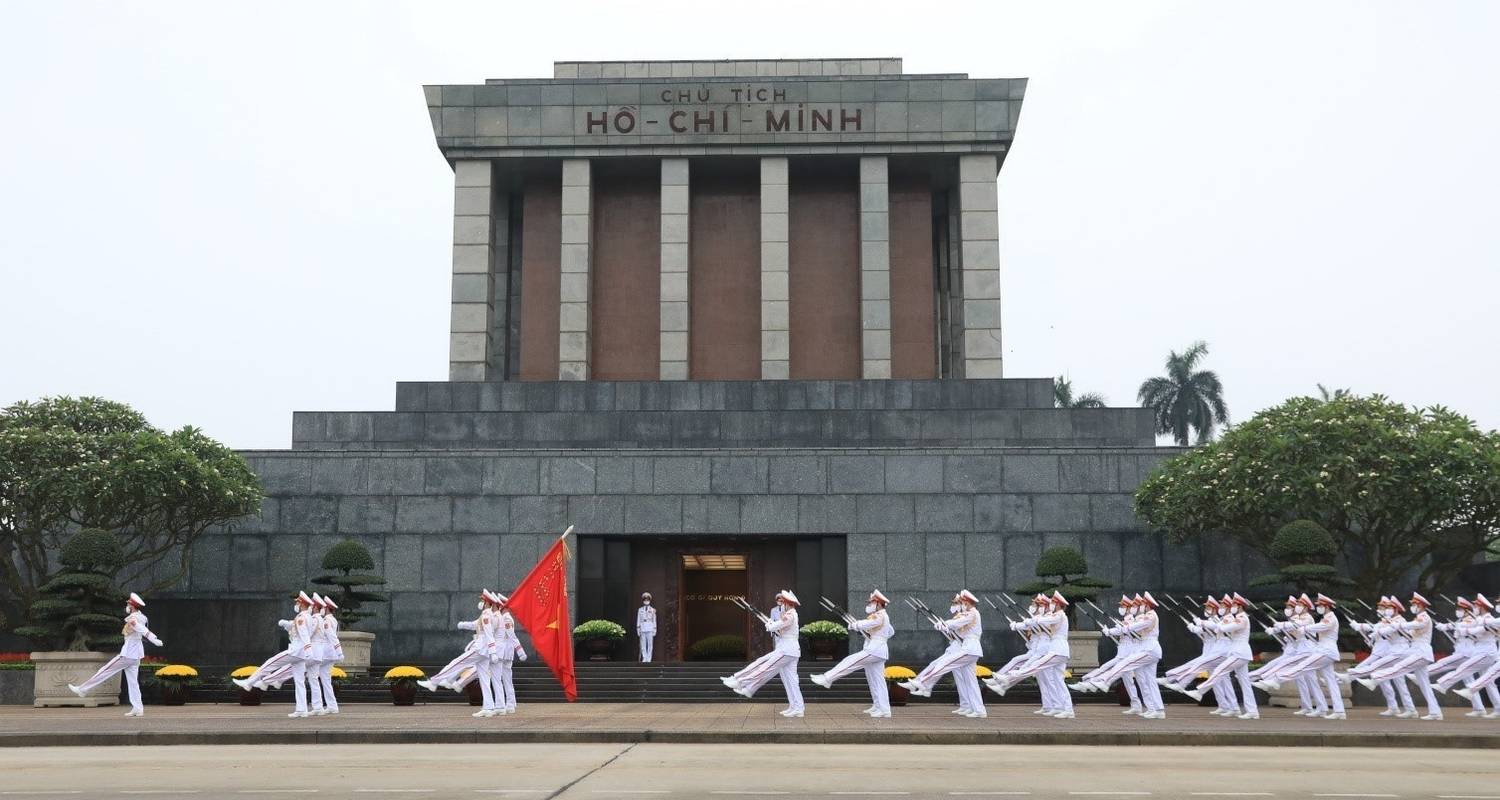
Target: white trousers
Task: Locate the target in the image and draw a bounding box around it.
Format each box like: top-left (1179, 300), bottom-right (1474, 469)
top-left (431, 645), bottom-right (486, 688)
top-left (819, 649), bottom-right (890, 713)
top-left (260, 658), bottom-right (309, 713)
top-left (1201, 657), bottom-right (1258, 714)
top-left (735, 651), bottom-right (804, 710)
top-left (77, 654), bottom-right (142, 713)
top-left (639, 633), bottom-right (654, 662)
top-left (1462, 656), bottom-right (1500, 707)
top-left (317, 661), bottom-right (338, 712)
top-left (1370, 655), bottom-right (1441, 715)
top-left (492, 659), bottom-right (516, 711)
top-left (914, 650), bottom-right (983, 712)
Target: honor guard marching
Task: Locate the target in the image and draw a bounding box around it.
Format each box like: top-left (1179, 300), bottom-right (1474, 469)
top-left (234, 591), bottom-right (317, 718)
top-left (420, 589), bottom-right (494, 699)
top-left (637, 593), bottom-right (657, 663)
top-left (1432, 595), bottom-right (1500, 716)
top-left (985, 591), bottom-right (1074, 718)
top-left (1340, 595), bottom-right (1418, 717)
top-left (1357, 592), bottom-right (1444, 720)
top-left (1070, 593), bottom-right (1165, 718)
top-left (810, 590), bottom-right (896, 717)
top-left (1182, 594), bottom-right (1259, 719)
top-left (898, 590), bottom-right (986, 718)
top-left (1160, 596), bottom-right (1237, 716)
top-left (722, 590), bottom-right (804, 716)
top-left (1251, 594), bottom-right (1345, 719)
top-left (1249, 595), bottom-right (1330, 717)
top-left (313, 594), bottom-right (342, 715)
top-left (69, 592), bottom-right (163, 717)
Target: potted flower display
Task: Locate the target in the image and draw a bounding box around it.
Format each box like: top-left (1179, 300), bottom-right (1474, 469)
top-left (328, 666), bottom-right (347, 702)
top-left (151, 665), bottom-right (198, 706)
top-left (384, 666), bottom-right (424, 706)
top-left (974, 664), bottom-right (992, 681)
top-left (229, 666), bottom-right (262, 706)
top-left (799, 620), bottom-right (848, 661)
top-left (884, 665), bottom-right (914, 706)
top-left (572, 620), bottom-right (627, 661)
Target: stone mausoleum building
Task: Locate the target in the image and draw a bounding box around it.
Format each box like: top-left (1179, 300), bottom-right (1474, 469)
top-left (158, 59), bottom-right (1257, 666)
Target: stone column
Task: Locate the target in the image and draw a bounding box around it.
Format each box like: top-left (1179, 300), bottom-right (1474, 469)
top-left (450, 160), bottom-right (495, 381)
top-left (659, 159), bottom-right (690, 380)
top-left (558, 158), bottom-right (592, 381)
top-left (759, 157), bottom-right (790, 380)
top-left (858, 157), bottom-right (891, 379)
top-left (958, 154), bottom-right (1003, 378)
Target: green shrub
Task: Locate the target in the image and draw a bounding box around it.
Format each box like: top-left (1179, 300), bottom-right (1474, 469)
top-left (310, 540), bottom-right (387, 629)
top-left (572, 619), bottom-right (627, 640)
top-left (799, 619), bottom-right (849, 641)
top-left (1249, 520), bottom-right (1353, 595)
top-left (13, 529), bottom-right (127, 651)
top-left (687, 634), bottom-right (746, 660)
top-left (1013, 546), bottom-right (1113, 607)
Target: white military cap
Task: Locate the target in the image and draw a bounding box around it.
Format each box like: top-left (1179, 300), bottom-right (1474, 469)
top-left (776, 589), bottom-right (800, 606)
top-left (322, 596), bottom-right (339, 610)
top-left (955, 589), bottom-right (979, 606)
top-left (127, 592), bottom-right (146, 608)
top-left (868, 589), bottom-right (889, 605)
top-left (296, 590), bottom-right (314, 606)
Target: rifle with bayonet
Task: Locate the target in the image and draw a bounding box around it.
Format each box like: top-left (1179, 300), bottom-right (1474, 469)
top-left (904, 596), bottom-right (958, 642)
top-left (820, 595), bottom-right (870, 640)
top-left (730, 595), bottom-right (773, 627)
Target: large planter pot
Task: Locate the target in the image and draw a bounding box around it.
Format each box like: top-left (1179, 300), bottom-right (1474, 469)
top-left (339, 631), bottom-right (375, 675)
top-left (807, 639), bottom-right (840, 661)
top-left (886, 681), bottom-right (910, 707)
top-left (31, 651), bottom-right (117, 708)
top-left (581, 638), bottom-right (615, 661)
top-left (465, 681), bottom-right (484, 706)
top-left (390, 680), bottom-right (417, 706)
top-left (237, 686), bottom-right (263, 706)
top-left (1067, 630), bottom-right (1103, 672)
top-left (0, 670), bottom-right (35, 705)
top-left (159, 683), bottom-right (190, 706)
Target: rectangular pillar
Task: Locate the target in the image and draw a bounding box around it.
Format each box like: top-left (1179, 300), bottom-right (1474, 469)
top-left (659, 159), bottom-right (690, 380)
top-left (958, 154), bottom-right (1003, 378)
top-left (858, 157), bottom-right (891, 379)
top-left (558, 158), bottom-right (592, 380)
top-left (759, 157), bottom-right (790, 380)
top-left (450, 160), bottom-right (497, 381)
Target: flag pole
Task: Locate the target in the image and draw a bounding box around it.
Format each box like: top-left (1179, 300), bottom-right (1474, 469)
top-left (558, 525), bottom-right (574, 558)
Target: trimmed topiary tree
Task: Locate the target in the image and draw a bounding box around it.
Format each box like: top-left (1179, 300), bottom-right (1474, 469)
top-left (1013, 545), bottom-right (1113, 620)
top-left (14, 529), bottom-right (127, 651)
top-left (1249, 520), bottom-right (1354, 596)
top-left (311, 540), bottom-right (387, 629)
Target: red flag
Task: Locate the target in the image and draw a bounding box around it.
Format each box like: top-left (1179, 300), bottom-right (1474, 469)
top-left (505, 535), bottom-right (577, 701)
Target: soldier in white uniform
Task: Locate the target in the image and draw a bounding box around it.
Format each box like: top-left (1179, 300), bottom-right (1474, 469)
top-left (1188, 593), bottom-right (1259, 719)
top-left (69, 592), bottom-right (162, 717)
top-left (420, 589), bottom-right (493, 694)
top-left (1160, 596), bottom-right (1232, 714)
top-left (1431, 596), bottom-right (1500, 716)
top-left (1072, 594), bottom-right (1165, 719)
top-left (235, 591), bottom-right (317, 718)
top-left (636, 592), bottom-right (657, 663)
top-left (1250, 595), bottom-right (1327, 716)
top-left (898, 589), bottom-right (986, 718)
top-left (491, 591), bottom-right (527, 714)
top-left (1360, 592), bottom-right (1443, 720)
top-left (1453, 594), bottom-right (1500, 714)
top-left (810, 589), bottom-right (895, 717)
top-left (315, 595), bottom-right (342, 714)
top-left (304, 593), bottom-right (330, 716)
top-left (1340, 596), bottom-right (1417, 717)
top-left (985, 591), bottom-right (1074, 718)
top-left (982, 595), bottom-right (1049, 711)
top-left (722, 590), bottom-right (804, 717)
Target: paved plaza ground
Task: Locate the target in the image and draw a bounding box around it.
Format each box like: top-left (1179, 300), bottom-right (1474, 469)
top-left (3, 703), bottom-right (1498, 748)
top-left (1, 742), bottom-right (1497, 800)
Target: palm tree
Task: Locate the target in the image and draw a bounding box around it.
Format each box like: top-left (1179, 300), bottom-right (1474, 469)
top-left (1054, 376), bottom-right (1107, 409)
top-left (1136, 341), bottom-right (1228, 445)
top-left (1316, 383), bottom-right (1351, 401)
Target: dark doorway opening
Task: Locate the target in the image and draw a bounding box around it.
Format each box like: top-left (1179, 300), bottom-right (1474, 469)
top-left (680, 553), bottom-right (748, 661)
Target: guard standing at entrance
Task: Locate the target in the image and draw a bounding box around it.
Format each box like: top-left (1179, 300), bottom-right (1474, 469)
top-left (637, 592), bottom-right (657, 662)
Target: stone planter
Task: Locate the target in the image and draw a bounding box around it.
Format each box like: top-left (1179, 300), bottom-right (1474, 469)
top-left (465, 681), bottom-right (484, 706)
top-left (1067, 630), bottom-right (1103, 672)
top-left (806, 639), bottom-right (840, 661)
top-left (581, 638), bottom-right (615, 661)
top-left (31, 652), bottom-right (117, 708)
top-left (390, 680), bottom-right (417, 706)
top-left (339, 631), bottom-right (375, 674)
top-left (237, 686), bottom-right (263, 706)
top-left (0, 670), bottom-right (34, 705)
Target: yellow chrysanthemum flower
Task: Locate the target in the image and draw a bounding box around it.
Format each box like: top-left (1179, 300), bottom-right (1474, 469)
top-left (384, 666), bottom-right (426, 680)
top-left (974, 665), bottom-right (993, 678)
top-left (883, 665), bottom-right (916, 680)
top-left (330, 667), bottom-right (348, 680)
top-left (154, 665), bottom-right (198, 678)
top-left (229, 666), bottom-right (257, 679)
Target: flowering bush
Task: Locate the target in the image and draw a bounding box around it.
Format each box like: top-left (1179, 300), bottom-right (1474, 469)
top-left (229, 666), bottom-right (257, 679)
top-left (150, 664), bottom-right (199, 686)
top-left (384, 666), bottom-right (425, 684)
top-left (798, 620), bottom-right (849, 641)
top-left (974, 664), bottom-right (993, 679)
top-left (329, 666), bottom-right (348, 682)
top-left (572, 620), bottom-right (627, 640)
top-left (884, 665), bottom-right (916, 680)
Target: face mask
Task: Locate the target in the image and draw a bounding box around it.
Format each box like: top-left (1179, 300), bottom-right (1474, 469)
top-left (1317, 606), bottom-right (1330, 615)
top-left (124, 606), bottom-right (132, 615)
top-left (1283, 608), bottom-right (1294, 618)
top-left (644, 600), bottom-right (651, 605)
top-left (1117, 607), bottom-right (1128, 616)
top-left (865, 603), bottom-right (876, 614)
top-left (949, 605), bottom-right (961, 614)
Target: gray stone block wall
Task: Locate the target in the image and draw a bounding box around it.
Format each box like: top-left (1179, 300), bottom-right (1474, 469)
top-left (157, 445), bottom-right (1271, 666)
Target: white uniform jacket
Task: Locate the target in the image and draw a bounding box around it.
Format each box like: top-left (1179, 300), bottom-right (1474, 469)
top-left (850, 609), bottom-right (894, 659)
top-left (766, 608), bottom-right (801, 657)
top-left (120, 611), bottom-right (162, 659)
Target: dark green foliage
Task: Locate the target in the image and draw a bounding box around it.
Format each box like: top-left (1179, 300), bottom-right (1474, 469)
top-left (1268, 520), bottom-right (1338, 562)
top-left (1249, 520), bottom-right (1354, 596)
top-left (686, 634), bottom-right (746, 660)
top-left (1136, 340), bottom-right (1229, 446)
top-left (311, 539), bottom-right (386, 629)
top-left (1, 396), bottom-right (262, 632)
top-left (1013, 546), bottom-right (1113, 610)
top-left (13, 529), bottom-right (127, 651)
top-left (1054, 377), bottom-right (1107, 409)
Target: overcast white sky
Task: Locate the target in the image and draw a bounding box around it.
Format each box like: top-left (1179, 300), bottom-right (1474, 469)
top-left (2, 1), bottom-right (1497, 449)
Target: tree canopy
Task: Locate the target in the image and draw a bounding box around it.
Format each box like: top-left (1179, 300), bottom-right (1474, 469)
top-left (13, 529), bottom-right (128, 651)
top-left (1054, 376), bottom-right (1106, 409)
top-left (1135, 394), bottom-right (1500, 598)
top-left (0, 396), bottom-right (262, 631)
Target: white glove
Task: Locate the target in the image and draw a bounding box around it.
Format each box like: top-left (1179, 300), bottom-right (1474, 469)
top-left (515, 648), bottom-right (527, 662)
top-left (148, 636), bottom-right (164, 647)
top-left (933, 620), bottom-right (946, 632)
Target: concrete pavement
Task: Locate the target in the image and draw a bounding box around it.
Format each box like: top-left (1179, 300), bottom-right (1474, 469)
top-left (1, 703), bottom-right (1497, 749)
top-left (0, 742), bottom-right (1496, 800)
